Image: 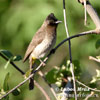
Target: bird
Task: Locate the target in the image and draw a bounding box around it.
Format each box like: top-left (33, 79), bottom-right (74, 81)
top-left (23, 13), bottom-right (62, 90)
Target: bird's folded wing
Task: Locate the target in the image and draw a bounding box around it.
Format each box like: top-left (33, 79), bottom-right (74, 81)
top-left (23, 29), bottom-right (46, 62)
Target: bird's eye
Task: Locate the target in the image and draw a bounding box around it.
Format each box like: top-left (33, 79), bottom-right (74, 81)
top-left (49, 20), bottom-right (56, 25)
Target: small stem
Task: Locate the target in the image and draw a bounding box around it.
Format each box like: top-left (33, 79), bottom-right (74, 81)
top-left (84, 92), bottom-right (94, 100)
top-left (76, 80), bottom-right (100, 92)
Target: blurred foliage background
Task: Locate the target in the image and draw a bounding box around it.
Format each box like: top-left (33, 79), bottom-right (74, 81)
top-left (0, 0), bottom-right (100, 100)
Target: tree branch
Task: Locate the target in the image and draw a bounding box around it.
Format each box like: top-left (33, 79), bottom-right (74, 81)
top-left (54, 30), bottom-right (98, 53)
top-left (89, 56), bottom-right (100, 63)
top-left (0, 53), bottom-right (25, 75)
top-left (76, 80), bottom-right (100, 92)
top-left (84, 91), bottom-right (94, 100)
top-left (0, 29), bottom-right (99, 99)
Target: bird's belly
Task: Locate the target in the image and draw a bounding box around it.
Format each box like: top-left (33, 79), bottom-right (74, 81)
top-left (31, 36), bottom-right (56, 59)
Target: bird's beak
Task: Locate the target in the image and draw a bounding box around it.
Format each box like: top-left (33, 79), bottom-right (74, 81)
top-left (55, 20), bottom-right (62, 24)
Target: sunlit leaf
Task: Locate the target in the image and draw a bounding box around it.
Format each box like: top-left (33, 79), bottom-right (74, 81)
top-left (90, 69), bottom-right (100, 83)
top-left (12, 55), bottom-right (22, 61)
top-left (55, 80), bottom-right (62, 87)
top-left (96, 69), bottom-right (100, 77)
top-left (12, 88), bottom-right (20, 96)
top-left (90, 77), bottom-right (97, 83)
top-left (96, 56), bottom-right (100, 61)
top-left (4, 60), bottom-right (10, 69)
top-left (3, 73), bottom-right (10, 91)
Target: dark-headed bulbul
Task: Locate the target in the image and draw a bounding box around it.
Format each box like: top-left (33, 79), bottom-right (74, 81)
top-left (23, 13), bottom-right (62, 90)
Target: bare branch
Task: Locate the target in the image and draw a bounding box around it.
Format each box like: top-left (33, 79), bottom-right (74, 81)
top-left (0, 53), bottom-right (25, 75)
top-left (38, 71), bottom-right (58, 100)
top-left (84, 0), bottom-right (87, 25)
top-left (34, 80), bottom-right (51, 100)
top-left (78, 0), bottom-right (100, 29)
top-left (54, 30), bottom-right (98, 51)
top-left (84, 92), bottom-right (94, 100)
top-left (76, 80), bottom-right (100, 92)
top-left (89, 56), bottom-right (100, 63)
top-left (0, 73), bottom-right (34, 99)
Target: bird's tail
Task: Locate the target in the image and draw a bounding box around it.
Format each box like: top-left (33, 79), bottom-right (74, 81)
top-left (29, 58), bottom-right (37, 90)
top-left (29, 77), bottom-right (34, 90)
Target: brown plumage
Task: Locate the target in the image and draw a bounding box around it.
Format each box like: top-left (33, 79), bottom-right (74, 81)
top-left (23, 13), bottom-right (61, 90)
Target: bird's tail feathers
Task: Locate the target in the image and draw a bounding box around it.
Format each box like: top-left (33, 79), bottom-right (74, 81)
top-left (29, 59), bottom-right (37, 90)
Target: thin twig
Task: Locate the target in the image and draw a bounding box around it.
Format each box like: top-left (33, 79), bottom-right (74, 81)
top-left (76, 80), bottom-right (100, 92)
top-left (0, 73), bottom-right (34, 99)
top-left (34, 80), bottom-right (51, 100)
top-left (89, 56), bottom-right (100, 63)
top-left (84, 91), bottom-right (94, 100)
top-left (54, 30), bottom-right (97, 51)
top-left (38, 71), bottom-right (58, 100)
top-left (84, 0), bottom-right (87, 25)
top-left (78, 0), bottom-right (100, 29)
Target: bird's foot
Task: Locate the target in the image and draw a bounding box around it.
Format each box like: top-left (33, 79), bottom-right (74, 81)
top-left (39, 59), bottom-right (46, 66)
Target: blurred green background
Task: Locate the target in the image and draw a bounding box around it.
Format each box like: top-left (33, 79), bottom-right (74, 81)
top-left (0, 0), bottom-right (100, 100)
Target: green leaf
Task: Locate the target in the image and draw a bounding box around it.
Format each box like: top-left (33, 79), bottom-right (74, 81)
top-left (73, 60), bottom-right (81, 78)
top-left (95, 39), bottom-right (100, 49)
top-left (45, 68), bottom-right (58, 84)
top-left (12, 55), bottom-right (22, 61)
top-left (3, 73), bottom-right (10, 91)
top-left (0, 50), bottom-right (22, 62)
top-left (2, 96), bottom-right (9, 100)
top-left (12, 88), bottom-right (20, 96)
top-left (0, 50), bottom-right (13, 59)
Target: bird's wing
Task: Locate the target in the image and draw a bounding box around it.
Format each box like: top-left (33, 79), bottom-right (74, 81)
top-left (23, 29), bottom-right (46, 62)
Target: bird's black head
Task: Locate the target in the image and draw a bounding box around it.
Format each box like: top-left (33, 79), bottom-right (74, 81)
top-left (46, 13), bottom-right (62, 26)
